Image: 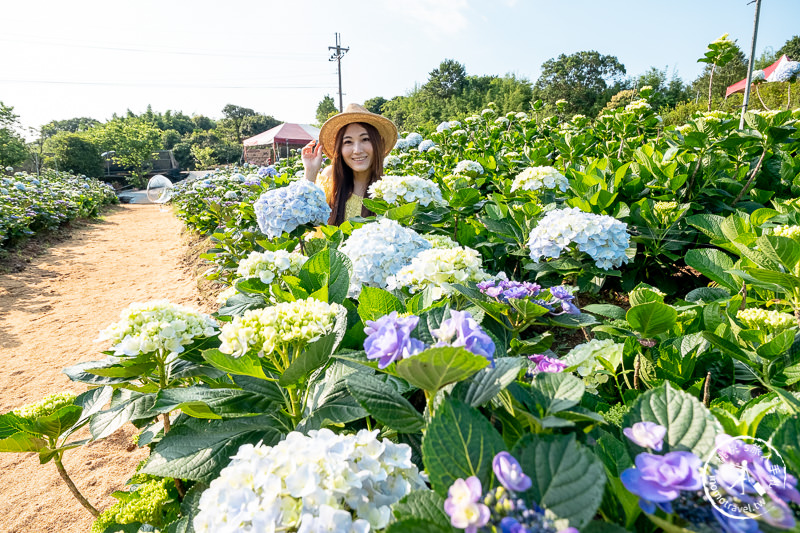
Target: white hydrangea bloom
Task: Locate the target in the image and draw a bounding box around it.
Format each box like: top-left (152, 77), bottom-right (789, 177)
top-left (417, 139), bottom-right (436, 152)
top-left (96, 300), bottom-right (218, 357)
top-left (383, 154), bottom-right (402, 168)
top-left (494, 116), bottom-right (509, 127)
top-left (404, 132), bottom-right (423, 147)
top-left (453, 160), bottom-right (484, 176)
top-left (561, 339), bottom-right (624, 393)
top-left (368, 175), bottom-right (444, 207)
top-left (215, 285), bottom-right (238, 305)
top-left (386, 246), bottom-right (491, 300)
top-left (511, 166), bottom-right (569, 193)
top-left (436, 121), bottom-right (451, 133)
top-left (218, 298), bottom-right (340, 357)
top-left (236, 250), bottom-right (308, 284)
top-left (625, 100), bottom-right (652, 112)
top-left (340, 218), bottom-right (431, 296)
top-left (394, 138), bottom-right (409, 151)
top-left (516, 112), bottom-right (529, 121)
top-left (194, 429), bottom-right (427, 533)
top-left (770, 225), bottom-right (800, 241)
top-left (527, 207), bottom-right (631, 270)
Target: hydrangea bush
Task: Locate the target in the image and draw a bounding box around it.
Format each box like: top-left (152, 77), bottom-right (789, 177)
top-left (367, 175), bottom-right (445, 207)
top-left (386, 245), bottom-right (491, 300)
top-left (235, 249), bottom-right (308, 284)
top-left (254, 179), bottom-right (331, 239)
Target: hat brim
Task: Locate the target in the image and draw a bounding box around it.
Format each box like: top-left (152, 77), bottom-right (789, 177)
top-left (319, 112), bottom-right (398, 160)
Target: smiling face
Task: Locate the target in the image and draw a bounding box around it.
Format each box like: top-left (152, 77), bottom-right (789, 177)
top-left (340, 123), bottom-right (374, 175)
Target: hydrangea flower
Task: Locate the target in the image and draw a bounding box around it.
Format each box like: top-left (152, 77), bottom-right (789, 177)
top-left (561, 339), bottom-right (624, 393)
top-left (258, 165), bottom-right (278, 177)
top-left (405, 132), bottom-right (423, 147)
top-left (368, 175), bottom-right (445, 207)
top-left (235, 249), bottom-right (308, 284)
top-left (363, 311), bottom-right (426, 369)
top-left (621, 451), bottom-right (703, 512)
top-left (96, 300), bottom-right (218, 357)
top-left (254, 179), bottom-right (331, 239)
top-left (417, 139), bottom-right (436, 152)
top-left (386, 246), bottom-right (490, 300)
top-left (623, 422), bottom-right (667, 451)
top-left (771, 224), bottom-right (800, 241)
top-left (444, 477), bottom-right (490, 533)
top-left (432, 309), bottom-right (495, 363)
top-left (395, 138), bottom-right (410, 151)
top-left (340, 218), bottom-right (430, 296)
top-left (13, 392), bottom-right (76, 420)
top-left (436, 121), bottom-right (452, 133)
top-left (424, 233), bottom-right (459, 249)
top-left (737, 308), bottom-right (796, 335)
top-left (625, 100), bottom-right (652, 112)
top-left (194, 429), bottom-right (426, 533)
top-left (527, 207), bottom-right (631, 270)
top-left (528, 354), bottom-right (567, 374)
top-left (453, 160), bottom-right (484, 177)
top-left (384, 154), bottom-right (402, 168)
top-left (493, 452), bottom-right (532, 493)
top-left (510, 167), bottom-right (569, 194)
top-left (218, 298), bottom-right (340, 359)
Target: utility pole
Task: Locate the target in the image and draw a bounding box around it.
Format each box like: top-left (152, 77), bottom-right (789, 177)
top-left (740, 0), bottom-right (762, 129)
top-left (328, 33), bottom-right (349, 112)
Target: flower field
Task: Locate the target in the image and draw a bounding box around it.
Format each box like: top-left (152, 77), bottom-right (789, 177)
top-left (3, 95), bottom-right (800, 533)
top-left (0, 168), bottom-right (118, 247)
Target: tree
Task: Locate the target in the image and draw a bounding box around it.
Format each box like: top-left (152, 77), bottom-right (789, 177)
top-left (778, 35), bottom-right (800, 61)
top-left (364, 96), bottom-right (388, 114)
top-left (697, 34), bottom-right (741, 111)
top-left (240, 114), bottom-right (281, 138)
top-left (633, 66), bottom-right (690, 110)
top-left (45, 132), bottom-right (103, 177)
top-left (423, 59), bottom-right (467, 99)
top-left (192, 115), bottom-right (215, 131)
top-left (220, 104), bottom-right (256, 144)
top-left (93, 117), bottom-right (163, 187)
top-left (533, 51), bottom-right (627, 116)
top-left (40, 117), bottom-right (100, 139)
top-left (0, 102), bottom-right (28, 168)
top-left (316, 96), bottom-right (338, 125)
top-left (754, 47), bottom-right (779, 70)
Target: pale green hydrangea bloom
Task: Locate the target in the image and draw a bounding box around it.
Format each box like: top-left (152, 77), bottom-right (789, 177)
top-left (215, 285), bottom-right (238, 305)
top-left (424, 233), bottom-right (459, 249)
top-left (386, 246), bottom-right (491, 300)
top-left (91, 478), bottom-right (178, 533)
top-left (737, 308), bottom-right (796, 335)
top-left (97, 300), bottom-right (218, 357)
top-left (235, 249), bottom-right (307, 284)
top-left (675, 124), bottom-right (694, 136)
top-left (771, 225), bottom-right (800, 241)
top-left (367, 175), bottom-right (444, 207)
top-left (511, 166), bottom-right (569, 193)
top-left (625, 99), bottom-right (652, 112)
top-left (561, 339), bottom-right (624, 393)
top-left (13, 391), bottom-right (76, 420)
top-left (219, 298), bottom-right (340, 358)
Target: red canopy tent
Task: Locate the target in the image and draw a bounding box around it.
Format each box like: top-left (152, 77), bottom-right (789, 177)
top-left (243, 123), bottom-right (321, 165)
top-left (725, 55), bottom-right (788, 98)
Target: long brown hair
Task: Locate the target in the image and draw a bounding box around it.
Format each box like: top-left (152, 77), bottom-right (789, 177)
top-left (327, 121), bottom-right (385, 225)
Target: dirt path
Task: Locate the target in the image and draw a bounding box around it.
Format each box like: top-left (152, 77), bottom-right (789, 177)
top-left (0, 204), bottom-right (210, 533)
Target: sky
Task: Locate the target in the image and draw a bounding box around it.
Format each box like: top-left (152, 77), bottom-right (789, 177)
top-left (1, 0), bottom-right (798, 138)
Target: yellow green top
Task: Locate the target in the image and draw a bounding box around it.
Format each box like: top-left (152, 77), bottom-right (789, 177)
top-left (317, 170), bottom-right (363, 221)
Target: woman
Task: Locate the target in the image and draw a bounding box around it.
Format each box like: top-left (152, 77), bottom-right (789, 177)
top-left (302, 103), bottom-right (397, 225)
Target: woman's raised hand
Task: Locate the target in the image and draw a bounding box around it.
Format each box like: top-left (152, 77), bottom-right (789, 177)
top-left (301, 139), bottom-right (324, 182)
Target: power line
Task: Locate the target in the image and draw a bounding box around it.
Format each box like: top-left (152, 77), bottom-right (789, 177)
top-left (0, 79), bottom-right (337, 89)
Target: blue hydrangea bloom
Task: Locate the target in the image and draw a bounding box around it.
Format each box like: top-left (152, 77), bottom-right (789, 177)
top-left (432, 309), bottom-right (495, 364)
top-left (253, 179), bottom-right (331, 239)
top-left (364, 311), bottom-right (426, 368)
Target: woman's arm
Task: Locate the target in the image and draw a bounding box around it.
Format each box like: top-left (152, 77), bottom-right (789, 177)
top-left (301, 139), bottom-right (324, 183)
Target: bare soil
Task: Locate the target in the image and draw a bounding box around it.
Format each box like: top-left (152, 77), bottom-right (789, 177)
top-left (0, 204), bottom-right (212, 533)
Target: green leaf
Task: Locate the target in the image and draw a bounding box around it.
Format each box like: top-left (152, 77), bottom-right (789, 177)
top-left (62, 358), bottom-right (131, 385)
top-left (0, 432), bottom-right (48, 453)
top-left (583, 304), bottom-right (627, 320)
top-left (702, 331), bottom-right (759, 368)
top-left (154, 387), bottom-right (280, 419)
top-left (771, 417), bottom-right (800, 476)
top-left (452, 357), bottom-right (522, 407)
top-left (622, 381), bottom-right (721, 456)
top-left (595, 433), bottom-right (641, 529)
top-left (81, 360), bottom-right (157, 379)
top-left (757, 235), bottom-right (800, 271)
top-left (548, 313), bottom-right (598, 328)
top-left (297, 362), bottom-right (367, 432)
top-left (279, 306), bottom-right (347, 387)
top-left (421, 399), bottom-right (505, 496)
top-left (299, 247), bottom-right (352, 304)
top-left (32, 405), bottom-right (83, 439)
top-left (735, 267), bottom-right (800, 292)
top-left (395, 346), bottom-right (489, 394)
top-left (90, 391), bottom-right (157, 440)
top-left (685, 287), bottom-right (731, 303)
top-left (346, 372), bottom-right (423, 433)
top-left (357, 286), bottom-right (404, 323)
top-left (141, 415), bottom-right (284, 482)
top-left (684, 248), bottom-right (739, 291)
top-left (217, 292), bottom-right (266, 317)
top-left (512, 433), bottom-right (606, 528)
top-left (202, 348), bottom-right (268, 380)
top-left (385, 519), bottom-right (451, 533)
top-left (757, 329), bottom-right (795, 359)
top-left (687, 213), bottom-right (726, 241)
top-left (626, 302), bottom-right (677, 338)
top-left (529, 372), bottom-right (585, 415)
top-left (234, 277), bottom-right (271, 294)
top-left (392, 490), bottom-right (455, 531)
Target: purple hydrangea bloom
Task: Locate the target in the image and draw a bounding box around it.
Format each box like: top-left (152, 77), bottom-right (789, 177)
top-left (364, 311), bottom-right (426, 369)
top-left (711, 507), bottom-right (760, 533)
top-left (478, 279), bottom-right (541, 303)
top-left (528, 354), bottom-right (567, 373)
top-left (548, 286), bottom-right (580, 315)
top-left (432, 310), bottom-right (495, 364)
top-left (620, 451), bottom-right (702, 512)
top-left (623, 422), bottom-right (667, 451)
top-left (493, 452), bottom-right (532, 493)
top-left (499, 517), bottom-right (525, 533)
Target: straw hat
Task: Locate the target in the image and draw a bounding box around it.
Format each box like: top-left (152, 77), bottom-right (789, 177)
top-left (319, 103), bottom-right (398, 159)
